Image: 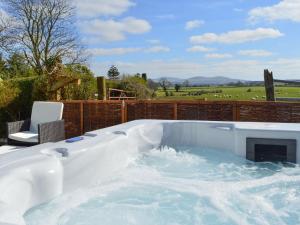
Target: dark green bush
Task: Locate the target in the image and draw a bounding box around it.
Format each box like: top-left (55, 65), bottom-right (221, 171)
top-left (0, 77), bottom-right (36, 137)
top-left (106, 79), bottom-right (122, 89)
top-left (119, 76), bottom-right (153, 99)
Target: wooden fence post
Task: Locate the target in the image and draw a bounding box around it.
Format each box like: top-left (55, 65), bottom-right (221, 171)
top-left (121, 100), bottom-right (126, 123)
top-left (264, 69), bottom-right (275, 101)
top-left (232, 102), bottom-right (240, 121)
top-left (174, 103), bottom-right (178, 120)
top-left (80, 101), bottom-right (84, 134)
top-left (97, 76), bottom-right (107, 100)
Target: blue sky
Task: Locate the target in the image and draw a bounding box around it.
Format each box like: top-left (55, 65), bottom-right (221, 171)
top-left (60, 1), bottom-right (300, 80)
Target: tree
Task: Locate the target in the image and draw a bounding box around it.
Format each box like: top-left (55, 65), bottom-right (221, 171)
top-left (107, 65), bottom-right (120, 80)
top-left (147, 79), bottom-right (159, 91)
top-left (0, 54), bottom-right (8, 79)
top-left (175, 84), bottom-right (181, 92)
top-left (159, 78), bottom-right (171, 92)
top-left (63, 64), bottom-right (97, 100)
top-left (142, 73), bottom-right (147, 81)
top-left (0, 11), bottom-right (12, 52)
top-left (6, 53), bottom-right (34, 78)
top-left (183, 80), bottom-right (189, 87)
top-left (120, 75), bottom-right (153, 99)
top-left (2, 0), bottom-right (82, 76)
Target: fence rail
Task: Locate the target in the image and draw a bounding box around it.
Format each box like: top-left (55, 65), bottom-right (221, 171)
top-left (62, 100), bottom-right (300, 138)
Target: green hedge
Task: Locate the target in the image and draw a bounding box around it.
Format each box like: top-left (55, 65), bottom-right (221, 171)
top-left (0, 77), bottom-right (36, 137)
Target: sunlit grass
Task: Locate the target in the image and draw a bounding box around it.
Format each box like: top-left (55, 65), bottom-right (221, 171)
top-left (155, 86), bottom-right (300, 101)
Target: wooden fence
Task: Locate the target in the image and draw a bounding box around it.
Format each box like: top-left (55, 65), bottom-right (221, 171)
top-left (62, 100), bottom-right (300, 138)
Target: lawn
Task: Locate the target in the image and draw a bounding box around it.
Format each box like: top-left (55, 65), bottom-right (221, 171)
top-left (155, 86), bottom-right (300, 101)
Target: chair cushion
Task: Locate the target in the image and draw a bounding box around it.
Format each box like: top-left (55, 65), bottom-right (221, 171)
top-left (9, 131), bottom-right (39, 143)
top-left (30, 101), bottom-right (64, 133)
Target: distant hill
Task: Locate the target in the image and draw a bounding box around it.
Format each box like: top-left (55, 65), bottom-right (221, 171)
top-left (154, 76), bottom-right (248, 86)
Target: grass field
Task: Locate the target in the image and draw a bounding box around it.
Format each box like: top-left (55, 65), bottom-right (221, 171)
top-left (155, 86), bottom-right (300, 101)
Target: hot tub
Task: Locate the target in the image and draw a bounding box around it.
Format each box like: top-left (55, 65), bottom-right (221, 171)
top-left (1, 120), bottom-right (300, 225)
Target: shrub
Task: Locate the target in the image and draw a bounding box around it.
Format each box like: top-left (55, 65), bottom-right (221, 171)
top-left (120, 76), bottom-right (153, 99)
top-left (0, 80), bottom-right (19, 108)
top-left (32, 64), bottom-right (97, 100)
top-left (106, 79), bottom-right (122, 89)
top-left (63, 64), bottom-right (97, 100)
top-left (0, 77), bottom-right (36, 137)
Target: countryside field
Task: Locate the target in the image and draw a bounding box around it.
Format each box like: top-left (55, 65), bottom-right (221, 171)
top-left (155, 86), bottom-right (300, 101)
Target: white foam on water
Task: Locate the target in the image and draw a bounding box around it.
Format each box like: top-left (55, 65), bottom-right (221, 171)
top-left (24, 147), bottom-right (300, 225)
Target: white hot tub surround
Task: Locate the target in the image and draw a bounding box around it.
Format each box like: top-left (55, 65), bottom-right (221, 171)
top-left (0, 120), bottom-right (300, 225)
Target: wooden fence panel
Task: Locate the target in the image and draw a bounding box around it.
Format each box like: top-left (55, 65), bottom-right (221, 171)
top-left (83, 102), bottom-right (122, 132)
top-left (61, 100), bottom-right (300, 138)
top-left (63, 102), bottom-right (82, 138)
top-left (127, 102), bottom-right (175, 121)
top-left (177, 102), bottom-right (234, 121)
top-left (237, 102), bottom-right (300, 123)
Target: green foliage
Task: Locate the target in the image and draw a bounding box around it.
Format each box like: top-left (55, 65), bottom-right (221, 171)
top-left (175, 84), bottom-right (181, 92)
top-left (119, 75), bottom-right (153, 99)
top-left (32, 75), bottom-right (49, 101)
top-left (106, 79), bottom-right (121, 89)
top-left (0, 53), bottom-right (36, 80)
top-left (107, 65), bottom-right (120, 80)
top-left (0, 63), bottom-right (98, 137)
top-left (7, 77), bottom-right (35, 119)
top-left (0, 54), bottom-right (7, 79)
top-left (63, 64), bottom-right (97, 100)
top-left (32, 63), bottom-right (97, 100)
top-left (0, 77), bottom-right (36, 137)
top-left (0, 80), bottom-right (19, 108)
top-left (6, 53), bottom-right (35, 78)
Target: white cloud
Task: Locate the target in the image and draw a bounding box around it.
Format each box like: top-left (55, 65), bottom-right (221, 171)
top-left (75, 0), bottom-right (135, 18)
top-left (187, 45), bottom-right (215, 52)
top-left (190, 28), bottom-right (284, 44)
top-left (205, 53), bottom-right (233, 59)
top-left (78, 17), bottom-right (151, 42)
top-left (249, 0), bottom-right (300, 23)
top-left (185, 20), bottom-right (205, 30)
top-left (89, 48), bottom-right (142, 56)
top-left (145, 46), bottom-right (170, 53)
top-left (91, 58), bottom-right (300, 80)
top-left (89, 46), bottom-right (170, 56)
top-left (238, 50), bottom-right (273, 57)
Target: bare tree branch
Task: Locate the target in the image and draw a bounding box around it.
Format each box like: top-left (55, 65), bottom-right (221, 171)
top-left (2, 0), bottom-right (84, 75)
top-left (0, 10), bottom-right (13, 52)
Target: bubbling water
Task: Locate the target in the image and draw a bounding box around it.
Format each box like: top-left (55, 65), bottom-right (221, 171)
top-left (25, 147), bottom-right (300, 225)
